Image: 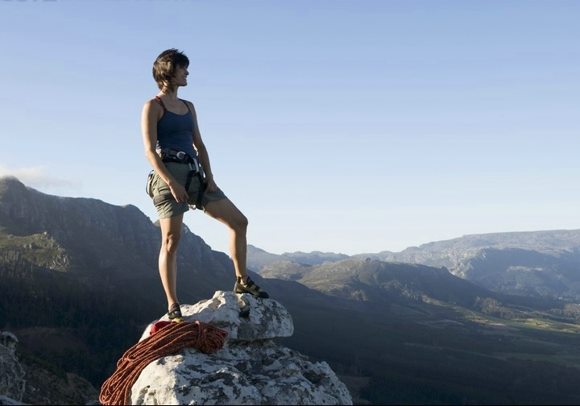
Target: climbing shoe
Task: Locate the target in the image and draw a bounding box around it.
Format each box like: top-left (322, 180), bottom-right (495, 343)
top-left (234, 276), bottom-right (269, 299)
top-left (168, 303), bottom-right (183, 323)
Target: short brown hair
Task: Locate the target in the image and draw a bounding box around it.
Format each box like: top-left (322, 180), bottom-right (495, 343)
top-left (152, 49), bottom-right (190, 91)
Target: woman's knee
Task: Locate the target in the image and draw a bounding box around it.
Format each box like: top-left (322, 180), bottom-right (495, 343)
top-left (161, 232), bottom-right (181, 254)
top-left (159, 215), bottom-right (183, 254)
top-left (232, 213), bottom-right (248, 232)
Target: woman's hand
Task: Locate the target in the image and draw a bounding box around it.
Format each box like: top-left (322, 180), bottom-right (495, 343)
top-left (205, 175), bottom-right (218, 193)
top-left (169, 181), bottom-right (189, 203)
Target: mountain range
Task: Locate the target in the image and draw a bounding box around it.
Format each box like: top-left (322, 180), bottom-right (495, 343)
top-left (2, 176), bottom-right (580, 405)
top-left (248, 229), bottom-right (580, 301)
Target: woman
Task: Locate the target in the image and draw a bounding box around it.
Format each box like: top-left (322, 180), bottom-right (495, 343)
top-left (141, 49), bottom-right (268, 322)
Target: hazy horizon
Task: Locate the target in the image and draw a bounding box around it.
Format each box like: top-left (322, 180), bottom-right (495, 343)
top-left (4, 172), bottom-right (580, 257)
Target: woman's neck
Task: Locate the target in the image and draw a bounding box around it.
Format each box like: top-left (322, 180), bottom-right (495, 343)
top-left (158, 88), bottom-right (179, 100)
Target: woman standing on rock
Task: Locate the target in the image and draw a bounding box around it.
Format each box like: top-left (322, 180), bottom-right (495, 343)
top-left (141, 49), bottom-right (268, 322)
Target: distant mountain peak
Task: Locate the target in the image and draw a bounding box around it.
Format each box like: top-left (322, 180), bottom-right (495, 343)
top-left (247, 245), bottom-right (350, 271)
top-left (0, 175), bottom-right (27, 193)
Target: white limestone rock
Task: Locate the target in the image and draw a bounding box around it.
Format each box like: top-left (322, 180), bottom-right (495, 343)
top-left (132, 291), bottom-right (352, 405)
top-left (140, 291), bottom-right (294, 342)
top-left (131, 340), bottom-right (351, 405)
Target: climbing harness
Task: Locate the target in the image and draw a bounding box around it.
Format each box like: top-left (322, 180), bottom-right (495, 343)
top-left (151, 148), bottom-right (208, 209)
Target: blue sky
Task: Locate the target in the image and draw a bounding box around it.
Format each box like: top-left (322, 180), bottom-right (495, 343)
top-left (0, 0), bottom-right (579, 255)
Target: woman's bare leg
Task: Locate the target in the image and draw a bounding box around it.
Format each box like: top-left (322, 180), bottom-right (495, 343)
top-left (158, 214), bottom-right (183, 309)
top-left (203, 198), bottom-right (248, 279)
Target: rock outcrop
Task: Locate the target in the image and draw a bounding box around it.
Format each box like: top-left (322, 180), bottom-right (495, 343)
top-left (0, 330), bottom-right (99, 405)
top-left (0, 331), bottom-right (25, 404)
top-left (130, 291), bottom-right (352, 405)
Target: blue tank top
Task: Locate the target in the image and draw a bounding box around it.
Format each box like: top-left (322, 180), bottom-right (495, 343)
top-left (155, 98), bottom-right (198, 159)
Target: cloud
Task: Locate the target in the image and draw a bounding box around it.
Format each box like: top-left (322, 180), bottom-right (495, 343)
top-left (0, 165), bottom-right (81, 192)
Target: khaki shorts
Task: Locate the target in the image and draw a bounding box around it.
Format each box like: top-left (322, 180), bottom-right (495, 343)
top-left (146, 162), bottom-right (227, 219)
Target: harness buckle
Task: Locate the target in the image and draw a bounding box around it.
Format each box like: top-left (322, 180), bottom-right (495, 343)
top-left (188, 159), bottom-right (199, 174)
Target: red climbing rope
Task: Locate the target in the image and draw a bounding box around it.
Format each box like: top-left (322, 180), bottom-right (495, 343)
top-left (99, 320), bottom-right (227, 405)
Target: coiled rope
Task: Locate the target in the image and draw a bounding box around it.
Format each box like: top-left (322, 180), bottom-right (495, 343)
top-left (99, 320), bottom-right (227, 405)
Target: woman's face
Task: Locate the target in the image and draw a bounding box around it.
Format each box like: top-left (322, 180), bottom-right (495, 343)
top-left (173, 65), bottom-right (189, 87)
